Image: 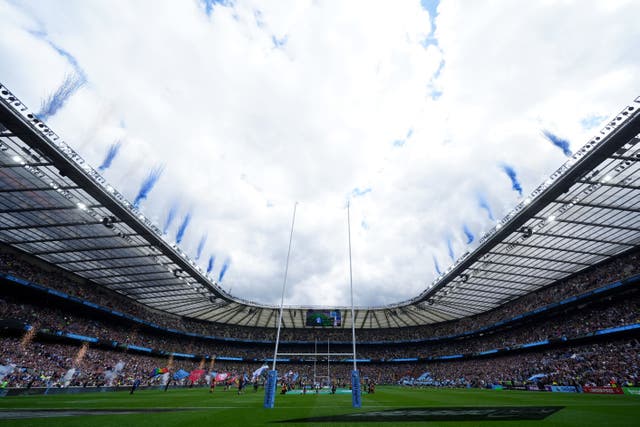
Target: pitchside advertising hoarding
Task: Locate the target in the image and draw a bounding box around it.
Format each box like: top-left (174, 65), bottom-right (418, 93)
top-left (582, 386), bottom-right (624, 395)
top-left (622, 387), bottom-right (640, 396)
top-left (545, 385), bottom-right (579, 393)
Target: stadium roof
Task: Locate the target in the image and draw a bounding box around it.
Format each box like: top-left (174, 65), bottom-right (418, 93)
top-left (1, 83), bottom-right (639, 329)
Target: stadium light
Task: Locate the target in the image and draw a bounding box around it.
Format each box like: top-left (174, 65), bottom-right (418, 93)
top-left (102, 216), bottom-right (116, 229)
top-left (519, 226), bottom-right (533, 238)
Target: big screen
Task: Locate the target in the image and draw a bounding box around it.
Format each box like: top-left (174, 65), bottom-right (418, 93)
top-left (305, 310), bottom-right (342, 327)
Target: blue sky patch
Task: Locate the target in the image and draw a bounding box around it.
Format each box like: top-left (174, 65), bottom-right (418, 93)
top-left (580, 114), bottom-right (607, 130)
top-left (352, 187), bottom-right (372, 197)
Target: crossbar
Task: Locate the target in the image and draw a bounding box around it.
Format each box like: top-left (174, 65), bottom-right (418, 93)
top-left (276, 353), bottom-right (353, 356)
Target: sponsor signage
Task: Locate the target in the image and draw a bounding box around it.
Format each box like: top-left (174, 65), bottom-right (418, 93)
top-left (551, 386), bottom-right (578, 393)
top-left (622, 387), bottom-right (640, 396)
top-left (583, 386), bottom-right (624, 395)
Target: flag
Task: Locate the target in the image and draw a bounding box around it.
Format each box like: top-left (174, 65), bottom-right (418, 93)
top-left (151, 367), bottom-right (168, 377)
top-left (251, 365), bottom-right (268, 381)
top-left (173, 369), bottom-right (189, 380)
top-left (215, 372), bottom-right (229, 382)
top-left (189, 369), bottom-right (205, 382)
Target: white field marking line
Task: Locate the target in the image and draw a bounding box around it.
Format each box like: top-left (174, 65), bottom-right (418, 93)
top-left (0, 405), bottom-right (399, 410)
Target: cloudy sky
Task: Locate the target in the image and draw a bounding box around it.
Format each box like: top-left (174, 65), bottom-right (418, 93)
top-left (1, 0), bottom-right (639, 307)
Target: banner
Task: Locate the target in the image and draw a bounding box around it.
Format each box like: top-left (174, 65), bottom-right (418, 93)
top-left (173, 369), bottom-right (189, 380)
top-left (583, 386), bottom-right (623, 395)
top-left (215, 372), bottom-right (229, 382)
top-left (189, 369), bottom-right (205, 382)
top-left (622, 387), bottom-right (640, 396)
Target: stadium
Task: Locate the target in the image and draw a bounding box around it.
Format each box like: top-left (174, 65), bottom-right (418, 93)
top-left (1, 1), bottom-right (640, 426)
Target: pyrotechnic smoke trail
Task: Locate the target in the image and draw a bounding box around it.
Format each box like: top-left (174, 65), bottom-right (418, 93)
top-left (478, 194), bottom-right (495, 221)
top-left (500, 163), bottom-right (523, 197)
top-left (163, 203), bottom-right (179, 234)
top-left (202, 0), bottom-right (215, 16)
top-left (463, 224), bottom-right (474, 244)
top-left (176, 212), bottom-right (192, 244)
top-left (74, 342), bottom-right (89, 367)
top-left (29, 30), bottom-right (87, 120)
top-left (20, 324), bottom-right (38, 349)
top-left (207, 255), bottom-right (216, 275)
top-left (37, 73), bottom-right (85, 120)
top-left (446, 237), bottom-right (455, 262)
top-left (133, 165), bottom-right (164, 208)
top-left (433, 255), bottom-right (442, 276)
top-left (196, 234), bottom-right (207, 260)
top-left (98, 141), bottom-right (122, 172)
top-left (542, 130), bottom-right (572, 156)
top-left (167, 354), bottom-right (174, 370)
top-left (218, 259), bottom-right (231, 282)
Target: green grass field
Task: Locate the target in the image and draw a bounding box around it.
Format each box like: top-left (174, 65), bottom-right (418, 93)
top-left (1, 386), bottom-right (639, 426)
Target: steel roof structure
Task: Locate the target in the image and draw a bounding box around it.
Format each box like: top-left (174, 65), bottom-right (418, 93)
top-left (1, 83), bottom-right (639, 329)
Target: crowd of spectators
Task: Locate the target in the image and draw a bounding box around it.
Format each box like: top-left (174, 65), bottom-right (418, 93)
top-left (1, 337), bottom-right (638, 389)
top-left (1, 283), bottom-right (638, 361)
top-left (2, 248), bottom-right (638, 344)
top-left (1, 247), bottom-right (639, 390)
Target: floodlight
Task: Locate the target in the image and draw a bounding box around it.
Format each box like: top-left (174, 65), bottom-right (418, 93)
top-left (102, 216), bottom-right (116, 229)
top-left (519, 226), bottom-right (533, 238)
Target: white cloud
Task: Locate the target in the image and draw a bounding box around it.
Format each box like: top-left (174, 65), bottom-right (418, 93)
top-left (1, 0), bottom-right (639, 307)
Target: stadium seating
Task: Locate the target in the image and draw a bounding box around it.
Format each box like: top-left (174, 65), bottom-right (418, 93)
top-left (1, 249), bottom-right (639, 389)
